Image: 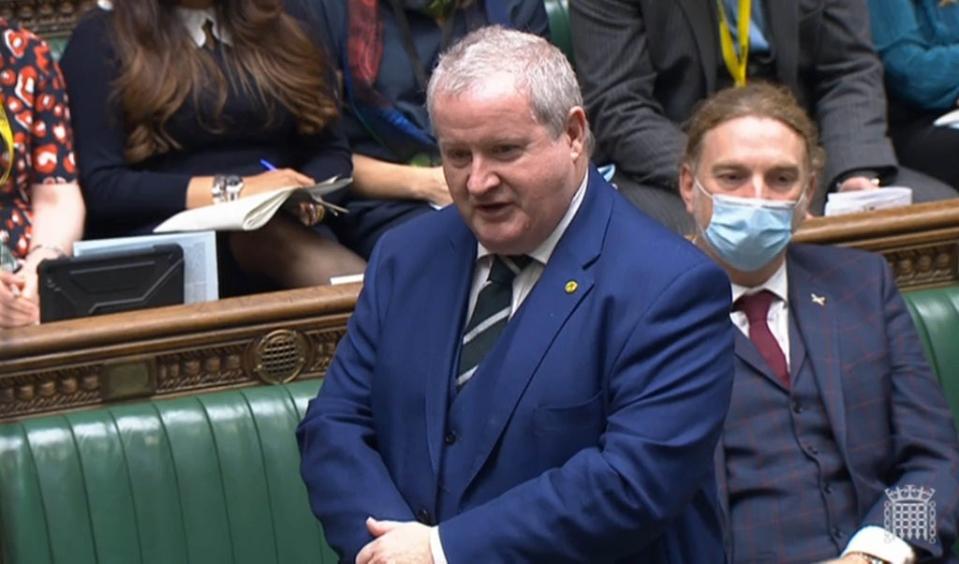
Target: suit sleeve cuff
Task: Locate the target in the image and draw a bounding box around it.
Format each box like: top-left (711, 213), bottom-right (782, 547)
top-left (841, 526), bottom-right (916, 564)
top-left (430, 526), bottom-right (448, 564)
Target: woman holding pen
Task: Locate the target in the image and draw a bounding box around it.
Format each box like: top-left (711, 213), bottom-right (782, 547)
top-left (0, 21), bottom-right (84, 328)
top-left (60, 0), bottom-right (364, 295)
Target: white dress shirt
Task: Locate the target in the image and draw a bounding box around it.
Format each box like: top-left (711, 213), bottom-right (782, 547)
top-left (730, 261), bottom-right (791, 368)
top-left (97, 0), bottom-right (233, 47)
top-left (464, 170), bottom-right (589, 322)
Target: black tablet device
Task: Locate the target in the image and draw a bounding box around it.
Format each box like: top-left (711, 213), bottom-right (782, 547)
top-left (38, 244), bottom-right (185, 323)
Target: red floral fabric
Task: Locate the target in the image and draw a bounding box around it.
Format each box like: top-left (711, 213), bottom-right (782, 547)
top-left (0, 19), bottom-right (76, 259)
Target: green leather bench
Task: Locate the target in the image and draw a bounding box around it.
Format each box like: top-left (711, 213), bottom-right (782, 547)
top-left (903, 285), bottom-right (959, 558)
top-left (0, 379), bottom-right (335, 564)
top-left (0, 288), bottom-right (955, 564)
top-left (904, 286), bottom-right (959, 432)
top-left (544, 0), bottom-right (572, 63)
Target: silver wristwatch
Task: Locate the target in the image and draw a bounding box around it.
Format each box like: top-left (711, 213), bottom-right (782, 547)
top-left (211, 174), bottom-right (244, 204)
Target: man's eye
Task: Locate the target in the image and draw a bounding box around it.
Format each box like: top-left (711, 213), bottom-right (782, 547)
top-left (492, 145), bottom-right (520, 157)
top-left (445, 150), bottom-right (471, 164)
top-left (771, 174), bottom-right (799, 187)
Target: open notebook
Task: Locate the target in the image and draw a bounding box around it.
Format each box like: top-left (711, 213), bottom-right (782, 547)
top-left (154, 176), bottom-right (351, 233)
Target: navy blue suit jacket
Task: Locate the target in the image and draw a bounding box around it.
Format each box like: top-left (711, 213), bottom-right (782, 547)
top-left (297, 169), bottom-right (736, 562)
top-left (717, 244), bottom-right (959, 562)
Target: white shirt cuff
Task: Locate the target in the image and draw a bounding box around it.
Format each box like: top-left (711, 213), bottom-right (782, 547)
top-left (841, 526), bottom-right (916, 564)
top-left (429, 526), bottom-right (448, 564)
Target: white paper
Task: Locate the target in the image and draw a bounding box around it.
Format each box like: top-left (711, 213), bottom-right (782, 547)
top-left (74, 231), bottom-right (218, 303)
top-left (154, 176), bottom-right (352, 233)
top-left (934, 108), bottom-right (959, 129)
top-left (330, 273), bottom-right (364, 285)
top-left (823, 186), bottom-right (912, 216)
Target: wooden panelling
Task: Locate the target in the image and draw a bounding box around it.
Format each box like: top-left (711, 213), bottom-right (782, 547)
top-left (2, 200), bottom-right (959, 421)
top-left (795, 200), bottom-right (959, 290)
top-left (0, 283), bottom-right (360, 421)
top-left (0, 0), bottom-right (93, 41)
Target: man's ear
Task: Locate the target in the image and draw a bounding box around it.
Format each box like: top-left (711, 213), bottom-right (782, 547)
top-left (566, 107), bottom-right (588, 161)
top-left (679, 163), bottom-right (696, 214)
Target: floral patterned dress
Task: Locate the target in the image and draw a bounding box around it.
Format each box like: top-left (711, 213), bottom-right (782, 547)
top-left (0, 19), bottom-right (76, 260)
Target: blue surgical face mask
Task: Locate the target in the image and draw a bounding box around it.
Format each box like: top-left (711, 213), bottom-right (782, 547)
top-left (694, 179), bottom-right (804, 272)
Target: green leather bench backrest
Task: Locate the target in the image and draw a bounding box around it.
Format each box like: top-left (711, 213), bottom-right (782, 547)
top-left (0, 379), bottom-right (334, 564)
top-left (903, 286), bottom-right (959, 432)
top-left (903, 285), bottom-right (959, 559)
top-left (544, 0), bottom-right (572, 63)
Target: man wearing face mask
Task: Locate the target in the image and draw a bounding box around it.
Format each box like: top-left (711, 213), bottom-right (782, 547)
top-left (679, 83), bottom-right (959, 564)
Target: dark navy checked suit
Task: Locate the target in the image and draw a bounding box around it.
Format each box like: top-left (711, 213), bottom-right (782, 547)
top-left (717, 244), bottom-right (959, 563)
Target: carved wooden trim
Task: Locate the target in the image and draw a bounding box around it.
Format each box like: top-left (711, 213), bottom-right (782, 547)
top-left (883, 242), bottom-right (959, 289)
top-left (4, 200), bottom-right (959, 421)
top-left (0, 284), bottom-right (359, 422)
top-left (0, 0), bottom-right (94, 40)
top-left (794, 200), bottom-right (959, 290)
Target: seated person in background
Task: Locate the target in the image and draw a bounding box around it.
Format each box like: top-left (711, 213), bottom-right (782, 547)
top-left (59, 0), bottom-right (365, 295)
top-left (869, 0), bottom-right (959, 191)
top-left (306, 0), bottom-right (547, 258)
top-left (571, 0), bottom-right (958, 234)
top-left (297, 26), bottom-right (734, 563)
top-left (0, 20), bottom-right (84, 328)
top-left (678, 83), bottom-right (959, 564)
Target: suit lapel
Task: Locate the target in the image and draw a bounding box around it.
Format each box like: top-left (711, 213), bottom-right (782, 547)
top-left (424, 219), bottom-right (477, 474)
top-left (764, 0), bottom-right (799, 89)
top-left (677, 0), bottom-right (720, 93)
top-left (787, 251), bottom-right (849, 455)
top-left (788, 313), bottom-right (808, 383)
top-left (459, 168), bottom-right (610, 491)
top-left (733, 330), bottom-right (782, 388)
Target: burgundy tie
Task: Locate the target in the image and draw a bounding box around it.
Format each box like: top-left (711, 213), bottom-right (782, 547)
top-left (736, 290), bottom-right (789, 388)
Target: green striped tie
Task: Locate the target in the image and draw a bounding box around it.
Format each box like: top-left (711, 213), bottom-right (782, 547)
top-left (457, 255), bottom-right (532, 390)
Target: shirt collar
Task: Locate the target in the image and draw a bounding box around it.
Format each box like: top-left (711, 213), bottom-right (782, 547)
top-left (731, 260), bottom-right (789, 305)
top-left (96, 0), bottom-right (232, 47)
top-left (476, 170), bottom-right (589, 266)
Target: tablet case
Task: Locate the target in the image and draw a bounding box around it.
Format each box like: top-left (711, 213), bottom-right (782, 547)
top-left (39, 244), bottom-right (185, 323)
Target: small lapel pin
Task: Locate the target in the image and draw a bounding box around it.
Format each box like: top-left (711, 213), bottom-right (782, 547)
top-left (811, 293), bottom-right (826, 306)
top-left (565, 280), bottom-right (578, 294)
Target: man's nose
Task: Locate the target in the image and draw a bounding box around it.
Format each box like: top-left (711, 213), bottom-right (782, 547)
top-left (748, 175), bottom-right (767, 199)
top-left (466, 156), bottom-right (498, 195)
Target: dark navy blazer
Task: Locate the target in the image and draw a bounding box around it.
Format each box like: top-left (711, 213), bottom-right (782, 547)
top-left (298, 168), bottom-right (736, 562)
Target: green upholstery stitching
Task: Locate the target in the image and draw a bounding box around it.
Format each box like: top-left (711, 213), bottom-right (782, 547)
top-left (0, 380), bottom-right (331, 564)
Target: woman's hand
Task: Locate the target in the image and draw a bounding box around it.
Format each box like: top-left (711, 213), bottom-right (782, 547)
top-left (0, 270), bottom-right (38, 328)
top-left (414, 166), bottom-right (452, 207)
top-left (242, 168), bottom-right (315, 196)
top-left (243, 169), bottom-right (327, 226)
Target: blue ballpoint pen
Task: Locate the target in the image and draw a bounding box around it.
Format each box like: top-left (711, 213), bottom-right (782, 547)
top-left (259, 159), bottom-right (278, 171)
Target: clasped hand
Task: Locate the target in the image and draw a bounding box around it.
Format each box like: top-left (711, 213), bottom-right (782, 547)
top-left (355, 517), bottom-right (433, 564)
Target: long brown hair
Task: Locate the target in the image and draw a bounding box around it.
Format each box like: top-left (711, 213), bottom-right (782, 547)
top-left (110, 0), bottom-right (339, 163)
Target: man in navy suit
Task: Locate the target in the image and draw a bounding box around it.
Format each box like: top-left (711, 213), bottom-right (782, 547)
top-left (297, 26), bottom-right (735, 563)
top-left (678, 83), bottom-right (959, 564)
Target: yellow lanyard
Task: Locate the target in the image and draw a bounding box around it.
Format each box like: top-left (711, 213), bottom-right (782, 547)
top-left (0, 102), bottom-right (13, 188)
top-left (718, 0), bottom-right (752, 87)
